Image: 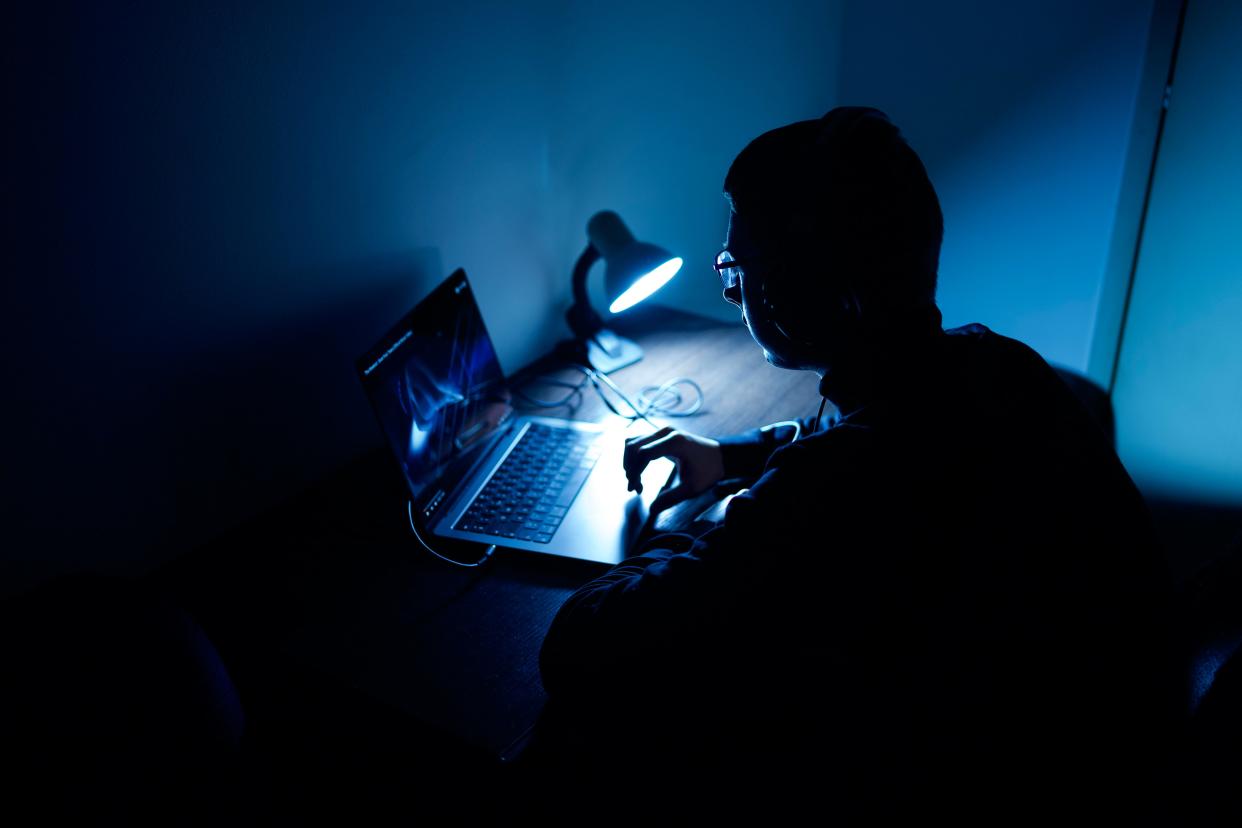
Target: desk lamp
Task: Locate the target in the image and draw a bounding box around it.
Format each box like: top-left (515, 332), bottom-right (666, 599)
top-left (563, 210), bottom-right (682, 373)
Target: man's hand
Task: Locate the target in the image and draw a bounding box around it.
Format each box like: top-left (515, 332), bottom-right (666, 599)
top-left (624, 427), bottom-right (725, 514)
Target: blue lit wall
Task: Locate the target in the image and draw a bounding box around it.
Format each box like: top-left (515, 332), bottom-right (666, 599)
top-left (7, 1), bottom-right (566, 591)
top-left (5, 1), bottom-right (841, 592)
top-left (10, 1), bottom-right (1230, 591)
top-left (1113, 0), bottom-right (1242, 519)
top-left (551, 1), bottom-right (842, 323)
top-left (837, 0), bottom-right (1157, 375)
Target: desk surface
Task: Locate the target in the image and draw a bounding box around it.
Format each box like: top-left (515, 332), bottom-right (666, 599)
top-left (160, 307), bottom-right (825, 762)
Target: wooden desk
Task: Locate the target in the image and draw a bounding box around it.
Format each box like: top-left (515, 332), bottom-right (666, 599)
top-left (158, 306), bottom-right (824, 768)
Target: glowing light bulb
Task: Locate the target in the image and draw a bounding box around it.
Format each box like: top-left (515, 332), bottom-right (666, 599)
top-left (608, 257), bottom-right (683, 314)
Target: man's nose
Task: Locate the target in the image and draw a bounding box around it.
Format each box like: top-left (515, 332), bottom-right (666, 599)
top-left (722, 284), bottom-right (742, 308)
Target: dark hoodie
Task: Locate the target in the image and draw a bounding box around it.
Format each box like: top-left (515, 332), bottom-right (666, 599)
top-left (534, 322), bottom-right (1173, 818)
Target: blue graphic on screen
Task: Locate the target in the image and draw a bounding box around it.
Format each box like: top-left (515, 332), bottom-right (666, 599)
top-left (359, 271), bottom-right (510, 500)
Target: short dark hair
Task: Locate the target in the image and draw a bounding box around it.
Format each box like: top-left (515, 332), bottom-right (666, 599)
top-left (724, 107), bottom-right (943, 313)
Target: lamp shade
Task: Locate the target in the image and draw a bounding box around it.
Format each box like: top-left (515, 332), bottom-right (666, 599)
top-left (586, 211), bottom-right (682, 314)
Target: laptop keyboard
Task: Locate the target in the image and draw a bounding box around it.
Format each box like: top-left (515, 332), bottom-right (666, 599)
top-left (454, 423), bottom-right (602, 543)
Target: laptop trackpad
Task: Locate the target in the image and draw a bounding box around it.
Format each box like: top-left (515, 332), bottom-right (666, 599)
top-left (541, 421), bottom-right (674, 565)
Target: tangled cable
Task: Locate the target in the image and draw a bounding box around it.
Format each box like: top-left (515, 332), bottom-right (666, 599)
top-left (512, 364), bottom-right (703, 426)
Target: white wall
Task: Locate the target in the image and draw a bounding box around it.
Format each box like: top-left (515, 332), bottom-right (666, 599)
top-left (1113, 0), bottom-right (1242, 512)
top-left (13, 0), bottom-right (1192, 593)
top-left (6, 1), bottom-right (842, 593)
top-left (553, 0), bottom-right (842, 324)
top-left (836, 0), bottom-right (1159, 377)
top-left (7, 2), bottom-right (560, 592)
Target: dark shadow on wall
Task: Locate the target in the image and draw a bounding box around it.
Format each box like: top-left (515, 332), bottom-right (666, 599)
top-left (157, 249), bottom-right (446, 550)
top-left (2, 249), bottom-right (444, 598)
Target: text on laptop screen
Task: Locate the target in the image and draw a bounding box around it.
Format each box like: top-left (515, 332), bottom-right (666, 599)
top-left (357, 271), bottom-right (508, 500)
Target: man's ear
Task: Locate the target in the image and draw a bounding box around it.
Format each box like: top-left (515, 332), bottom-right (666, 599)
top-left (759, 271), bottom-right (828, 361)
top-left (770, 264), bottom-right (864, 346)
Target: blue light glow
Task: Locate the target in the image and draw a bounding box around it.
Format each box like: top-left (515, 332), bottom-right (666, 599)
top-left (608, 258), bottom-right (682, 314)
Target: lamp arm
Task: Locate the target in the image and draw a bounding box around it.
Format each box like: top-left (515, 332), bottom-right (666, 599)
top-left (571, 243), bottom-right (600, 308)
top-left (566, 243), bottom-right (604, 340)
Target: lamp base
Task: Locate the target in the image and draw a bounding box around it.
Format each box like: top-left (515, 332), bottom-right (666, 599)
top-left (587, 329), bottom-right (643, 373)
top-left (556, 328), bottom-right (643, 374)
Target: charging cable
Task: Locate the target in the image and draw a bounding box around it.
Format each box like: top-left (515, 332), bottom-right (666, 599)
top-left (586, 367), bottom-right (703, 424)
top-left (407, 500), bottom-right (496, 568)
top-left (514, 365), bottom-right (703, 425)
top-left (511, 374), bottom-right (591, 409)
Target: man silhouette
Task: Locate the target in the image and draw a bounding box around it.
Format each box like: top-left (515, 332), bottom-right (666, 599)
top-left (531, 108), bottom-right (1171, 819)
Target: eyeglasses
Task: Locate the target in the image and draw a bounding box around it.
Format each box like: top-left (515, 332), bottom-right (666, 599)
top-left (713, 249), bottom-right (751, 290)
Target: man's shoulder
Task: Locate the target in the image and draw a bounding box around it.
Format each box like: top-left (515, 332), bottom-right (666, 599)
top-left (940, 323), bottom-right (1066, 400)
top-left (944, 322), bottom-right (1049, 365)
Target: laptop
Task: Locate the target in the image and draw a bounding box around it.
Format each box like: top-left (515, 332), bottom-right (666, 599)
top-left (357, 269), bottom-right (675, 565)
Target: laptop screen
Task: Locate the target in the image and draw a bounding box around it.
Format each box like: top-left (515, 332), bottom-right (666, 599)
top-left (357, 269), bottom-right (510, 502)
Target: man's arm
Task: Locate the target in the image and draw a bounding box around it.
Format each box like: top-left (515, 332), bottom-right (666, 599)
top-left (716, 414), bottom-right (824, 481)
top-left (623, 412), bottom-right (824, 514)
top-left (539, 443), bottom-right (817, 699)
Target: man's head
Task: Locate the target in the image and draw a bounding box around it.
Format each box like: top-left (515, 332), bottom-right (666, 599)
top-left (721, 107), bottom-right (943, 373)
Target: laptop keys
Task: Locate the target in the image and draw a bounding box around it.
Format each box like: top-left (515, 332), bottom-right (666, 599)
top-left (454, 424), bottom-right (601, 542)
